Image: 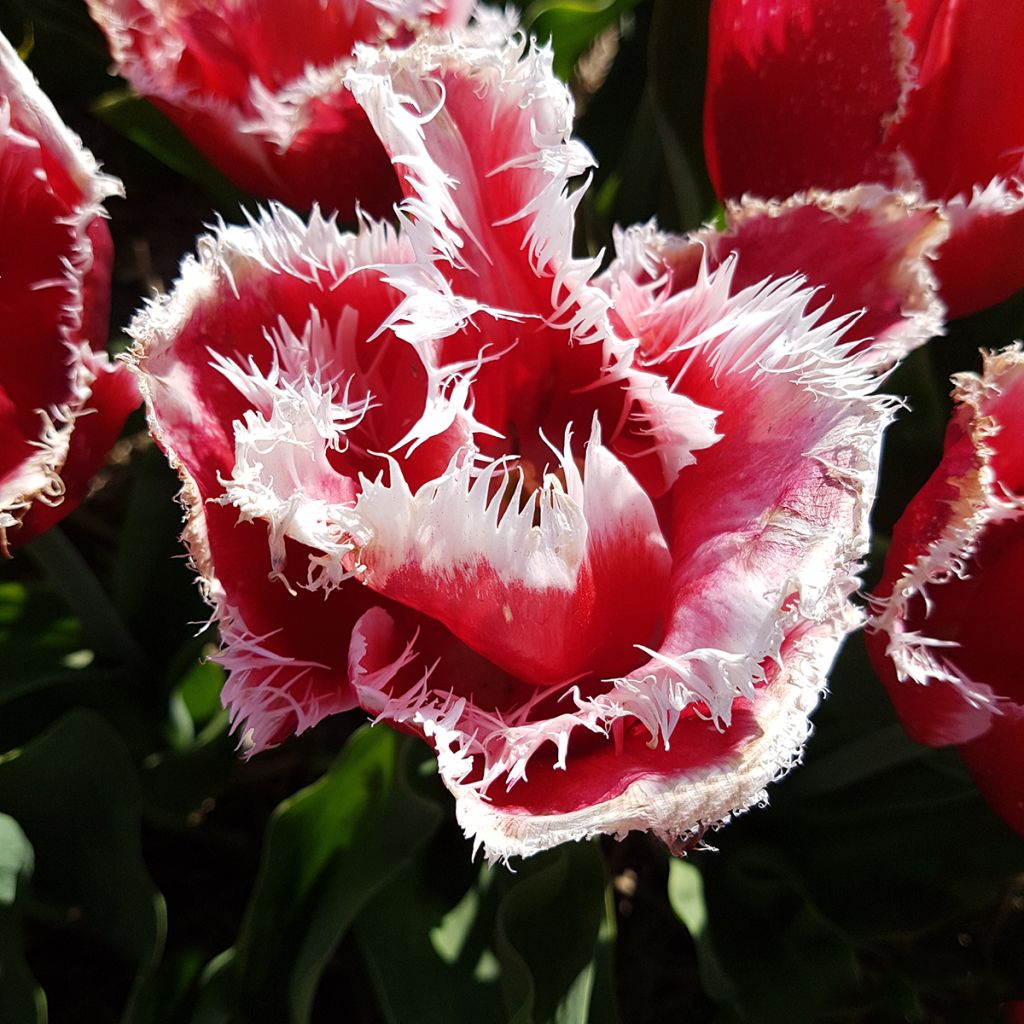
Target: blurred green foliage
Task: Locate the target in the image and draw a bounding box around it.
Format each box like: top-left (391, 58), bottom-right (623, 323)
top-left (0, 0), bottom-right (1022, 1022)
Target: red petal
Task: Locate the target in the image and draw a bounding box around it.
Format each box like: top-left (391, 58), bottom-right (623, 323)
top-left (347, 20), bottom-right (593, 313)
top-left (704, 0), bottom-right (908, 198)
top-left (671, 189), bottom-right (946, 364)
top-left (959, 711), bottom-right (1024, 838)
top-left (867, 347), bottom-right (1024, 794)
top-left (17, 352), bottom-right (140, 544)
top-left (893, 0), bottom-right (1024, 201)
top-left (0, 32), bottom-right (125, 547)
top-left (352, 431), bottom-right (671, 686)
top-left (933, 181), bottom-right (1024, 319)
top-left (87, 0), bottom-right (474, 218)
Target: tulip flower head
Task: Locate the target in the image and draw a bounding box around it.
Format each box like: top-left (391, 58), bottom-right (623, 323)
top-left (87, 0), bottom-right (474, 219)
top-left (868, 345), bottom-right (1024, 836)
top-left (0, 31), bottom-right (139, 552)
top-left (131, 15), bottom-right (937, 860)
top-left (704, 0), bottom-right (1024, 318)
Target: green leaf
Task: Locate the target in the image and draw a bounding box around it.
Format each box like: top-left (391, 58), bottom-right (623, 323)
top-left (685, 848), bottom-right (861, 1023)
top-left (0, 710), bottom-right (163, 969)
top-left (25, 528), bottom-right (148, 670)
top-left (193, 726), bottom-right (446, 1023)
top-left (646, 0), bottom-right (715, 230)
top-left (666, 860), bottom-right (736, 1008)
top-left (0, 813), bottom-right (33, 906)
top-left (0, 814), bottom-right (45, 1024)
top-left (140, 714), bottom-right (236, 828)
top-left (356, 854), bottom-right (505, 1024)
top-left (494, 842), bottom-right (607, 1024)
top-left (524, 0), bottom-right (642, 81)
top-left (0, 580), bottom-right (89, 706)
top-left (111, 446), bottom-right (211, 676)
top-left (92, 89), bottom-right (247, 212)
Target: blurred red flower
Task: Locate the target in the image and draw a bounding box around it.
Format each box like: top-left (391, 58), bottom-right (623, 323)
top-left (867, 346), bottom-right (1024, 836)
top-left (87, 0), bottom-right (473, 219)
top-left (130, 15), bottom-right (941, 860)
top-left (0, 32), bottom-right (139, 553)
top-left (704, 0), bottom-right (1024, 318)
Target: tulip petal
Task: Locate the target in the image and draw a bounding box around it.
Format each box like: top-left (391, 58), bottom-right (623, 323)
top-left (87, 0), bottom-right (474, 217)
top-left (704, 0), bottom-right (1024, 319)
top-left (892, 0), bottom-right (1024, 202)
top-left (867, 346), bottom-right (1024, 768)
top-left (0, 31), bottom-right (134, 549)
top-left (704, 0), bottom-right (912, 198)
top-left (932, 177), bottom-right (1024, 319)
top-left (345, 10), bottom-right (595, 313)
top-left (958, 710), bottom-right (1024, 838)
top-left (655, 187), bottom-right (947, 367)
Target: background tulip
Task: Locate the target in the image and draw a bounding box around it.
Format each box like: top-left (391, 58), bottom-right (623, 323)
top-left (0, 30), bottom-right (138, 551)
top-left (87, 0), bottom-right (474, 220)
top-left (704, 0), bottom-right (1024, 318)
top-left (867, 345), bottom-right (1024, 835)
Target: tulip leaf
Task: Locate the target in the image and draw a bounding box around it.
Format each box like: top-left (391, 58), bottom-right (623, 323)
top-left (0, 814), bottom-right (45, 1024)
top-left (494, 841), bottom-right (607, 1024)
top-left (0, 711), bottom-right (163, 960)
top-left (666, 860), bottom-right (737, 1008)
top-left (140, 713), bottom-right (237, 828)
top-left (111, 446), bottom-right (212, 679)
top-left (356, 855), bottom-right (505, 1024)
top-left (646, 0), bottom-right (715, 230)
top-left (524, 0), bottom-right (642, 82)
top-left (678, 847), bottom-right (860, 1023)
top-left (25, 527), bottom-right (148, 670)
top-left (0, 580), bottom-right (91, 709)
top-left (0, 710), bottom-right (164, 1014)
top-left (192, 726), bottom-right (446, 1023)
top-left (92, 89), bottom-right (247, 212)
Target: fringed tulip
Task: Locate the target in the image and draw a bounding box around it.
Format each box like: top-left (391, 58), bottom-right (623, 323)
top-left (704, 0), bottom-right (1024, 318)
top-left (87, 0), bottom-right (473, 219)
top-left (131, 14), bottom-right (934, 860)
top-left (868, 346), bottom-right (1024, 836)
top-left (0, 32), bottom-right (139, 552)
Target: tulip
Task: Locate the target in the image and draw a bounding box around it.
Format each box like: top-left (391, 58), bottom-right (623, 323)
top-left (131, 14), bottom-right (936, 860)
top-left (0, 31), bottom-right (139, 552)
top-left (867, 345), bottom-right (1024, 836)
top-left (704, 0), bottom-right (1024, 318)
top-left (87, 0), bottom-right (474, 220)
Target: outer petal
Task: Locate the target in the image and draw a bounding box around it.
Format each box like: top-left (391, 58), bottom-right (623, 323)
top-left (704, 0), bottom-right (911, 198)
top-left (641, 187), bottom-right (947, 368)
top-left (87, 0), bottom-right (473, 219)
top-left (345, 9), bottom-right (595, 313)
top-left (0, 31), bottom-right (135, 550)
top-left (128, 204), bottom-right (497, 751)
top-left (892, 0), bottom-right (1024, 202)
top-left (890, 0), bottom-right (1024, 319)
top-left (867, 346), bottom-right (1024, 834)
top-left (934, 179), bottom-right (1024, 320)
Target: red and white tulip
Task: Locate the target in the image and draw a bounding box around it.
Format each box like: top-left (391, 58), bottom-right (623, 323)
top-left (868, 346), bottom-right (1024, 836)
top-left (130, 14), bottom-right (939, 859)
top-left (87, 0), bottom-right (474, 219)
top-left (0, 31), bottom-right (139, 552)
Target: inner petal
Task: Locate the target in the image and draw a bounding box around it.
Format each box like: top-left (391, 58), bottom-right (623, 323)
top-left (352, 426), bottom-right (671, 686)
